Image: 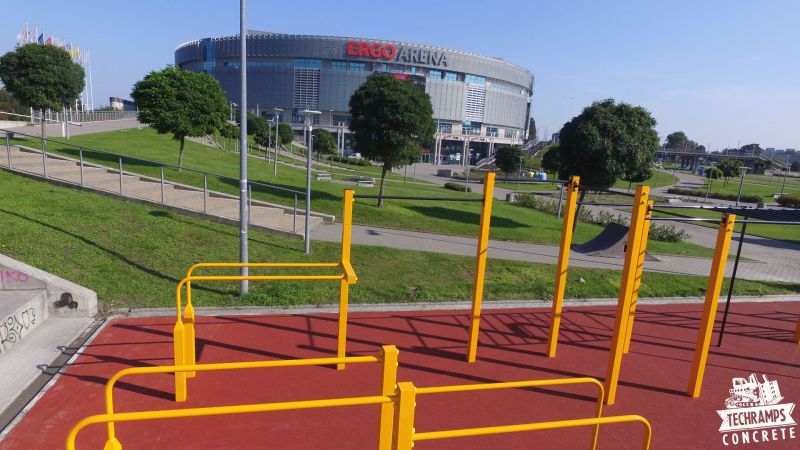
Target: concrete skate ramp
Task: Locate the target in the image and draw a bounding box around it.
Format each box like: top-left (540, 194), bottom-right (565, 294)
top-left (573, 222), bottom-right (659, 261)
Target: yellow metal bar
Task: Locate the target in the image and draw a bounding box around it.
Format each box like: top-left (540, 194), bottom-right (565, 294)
top-left (337, 278), bottom-right (349, 371)
top-left (187, 262), bottom-right (340, 276)
top-left (394, 382), bottom-right (418, 450)
top-left (378, 345), bottom-right (399, 450)
top-left (687, 213), bottom-right (735, 398)
top-left (182, 274), bottom-right (344, 281)
top-left (411, 414), bottom-right (652, 449)
top-left (603, 185), bottom-right (650, 405)
top-left (342, 190), bottom-right (354, 264)
top-left (466, 171), bottom-right (496, 363)
top-left (337, 190), bottom-right (355, 371)
top-left (546, 176), bottom-right (580, 358)
top-left (340, 261), bottom-right (357, 284)
top-left (623, 200), bottom-right (654, 354)
top-left (68, 395), bottom-right (393, 450)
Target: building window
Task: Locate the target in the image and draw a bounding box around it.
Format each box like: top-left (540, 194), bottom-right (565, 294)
top-left (486, 127), bottom-right (498, 137)
top-left (465, 74), bottom-right (486, 85)
top-left (490, 80), bottom-right (522, 94)
top-left (294, 58), bottom-right (322, 69)
top-left (463, 121), bottom-right (482, 136)
top-left (333, 114), bottom-right (351, 125)
top-left (504, 129), bottom-right (517, 139)
top-left (349, 62), bottom-right (365, 71)
top-left (444, 72), bottom-right (458, 81)
top-left (428, 69), bottom-right (442, 79)
top-left (437, 122), bottom-right (452, 133)
top-left (331, 61), bottom-right (348, 71)
top-left (464, 84), bottom-right (486, 122)
top-left (292, 108), bottom-right (320, 124)
top-left (294, 60), bottom-right (320, 110)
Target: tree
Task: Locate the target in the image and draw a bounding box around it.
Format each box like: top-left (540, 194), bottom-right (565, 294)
top-left (0, 44), bottom-right (85, 140)
top-left (791, 161), bottom-right (799, 172)
top-left (131, 66), bottom-right (229, 169)
top-left (752, 160), bottom-right (767, 175)
top-left (705, 167), bottom-right (723, 180)
top-left (557, 99), bottom-right (659, 195)
top-left (277, 123), bottom-right (294, 147)
top-left (494, 145), bottom-right (523, 178)
top-left (527, 117), bottom-right (537, 141)
top-left (541, 143), bottom-right (561, 174)
top-left (220, 122), bottom-right (239, 140)
top-left (716, 159), bottom-right (743, 186)
top-left (247, 112), bottom-right (268, 137)
top-left (665, 130), bottom-right (701, 152)
top-left (254, 124), bottom-right (274, 149)
top-left (0, 88), bottom-right (28, 120)
top-left (739, 143), bottom-right (762, 156)
top-left (349, 73), bottom-right (434, 206)
top-left (312, 128), bottom-right (336, 159)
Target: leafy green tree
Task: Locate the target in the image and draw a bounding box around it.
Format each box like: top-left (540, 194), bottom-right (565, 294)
top-left (752, 160), bottom-right (767, 175)
top-left (0, 88), bottom-right (28, 119)
top-left (220, 122), bottom-right (239, 140)
top-left (0, 44), bottom-right (85, 140)
top-left (540, 143), bottom-right (561, 175)
top-left (705, 167), bottom-right (723, 179)
top-left (254, 124), bottom-right (274, 149)
top-left (131, 66), bottom-right (229, 169)
top-left (247, 113), bottom-right (268, 137)
top-left (278, 123), bottom-right (294, 147)
top-left (312, 128), bottom-right (336, 159)
top-left (665, 131), bottom-right (702, 153)
top-left (716, 159), bottom-right (743, 186)
top-left (527, 117), bottom-right (537, 141)
top-left (349, 73), bottom-right (434, 206)
top-left (792, 161), bottom-right (799, 172)
top-left (494, 145), bottom-right (523, 178)
top-left (557, 99), bottom-right (659, 197)
top-left (739, 143), bottom-right (762, 156)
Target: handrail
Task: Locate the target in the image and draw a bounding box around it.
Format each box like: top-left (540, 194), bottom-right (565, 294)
top-left (3, 127), bottom-right (304, 196)
top-left (102, 347), bottom-right (396, 450)
top-left (410, 377), bottom-right (604, 449)
top-left (67, 394), bottom-right (394, 450)
top-left (411, 415), bottom-right (652, 449)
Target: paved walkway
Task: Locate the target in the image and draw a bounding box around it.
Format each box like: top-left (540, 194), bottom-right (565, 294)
top-left (1, 144), bottom-right (327, 236)
top-left (5, 118), bottom-right (141, 137)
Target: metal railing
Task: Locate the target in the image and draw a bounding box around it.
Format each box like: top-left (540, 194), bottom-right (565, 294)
top-left (2, 109), bottom-right (138, 124)
top-left (2, 128), bottom-right (307, 237)
top-left (93, 345), bottom-right (398, 450)
top-left (172, 191), bottom-right (356, 401)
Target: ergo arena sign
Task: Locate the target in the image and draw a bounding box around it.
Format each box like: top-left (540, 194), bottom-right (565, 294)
top-left (346, 41), bottom-right (448, 67)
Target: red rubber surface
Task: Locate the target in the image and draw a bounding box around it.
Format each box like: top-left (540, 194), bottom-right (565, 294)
top-left (2, 301), bottom-right (799, 449)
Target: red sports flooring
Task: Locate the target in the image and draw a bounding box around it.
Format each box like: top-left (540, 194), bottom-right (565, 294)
top-left (2, 301), bottom-right (799, 449)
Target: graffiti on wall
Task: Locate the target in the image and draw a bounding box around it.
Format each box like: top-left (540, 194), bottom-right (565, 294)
top-left (0, 307), bottom-right (37, 353)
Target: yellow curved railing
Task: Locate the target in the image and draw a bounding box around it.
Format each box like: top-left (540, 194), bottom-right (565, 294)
top-left (173, 190), bottom-right (356, 402)
top-left (99, 345), bottom-right (398, 450)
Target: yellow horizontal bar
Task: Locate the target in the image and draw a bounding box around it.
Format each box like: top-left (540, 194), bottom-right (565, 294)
top-left (187, 262), bottom-right (340, 276)
top-left (413, 414), bottom-right (651, 443)
top-left (415, 377), bottom-right (603, 396)
top-left (68, 395), bottom-right (393, 450)
top-left (184, 274), bottom-right (344, 282)
top-left (340, 261), bottom-right (357, 284)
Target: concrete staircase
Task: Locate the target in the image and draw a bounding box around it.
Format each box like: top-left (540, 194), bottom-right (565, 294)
top-left (1, 145), bottom-right (334, 238)
top-left (0, 254), bottom-right (97, 423)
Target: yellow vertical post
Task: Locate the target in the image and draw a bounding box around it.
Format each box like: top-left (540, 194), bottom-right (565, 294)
top-left (603, 185), bottom-right (649, 405)
top-left (687, 214), bottom-right (735, 398)
top-left (623, 200), bottom-right (653, 354)
top-left (173, 320), bottom-right (187, 402)
top-left (393, 382), bottom-right (417, 450)
top-left (546, 176), bottom-right (581, 357)
top-left (337, 190), bottom-right (354, 370)
top-left (183, 283), bottom-right (196, 378)
top-left (466, 172), bottom-right (495, 363)
top-left (378, 345), bottom-right (399, 450)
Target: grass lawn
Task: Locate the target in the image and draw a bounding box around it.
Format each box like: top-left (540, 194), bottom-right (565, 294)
top-left (698, 175), bottom-right (800, 202)
top-left (653, 208), bottom-right (800, 244)
top-left (496, 170), bottom-right (678, 192)
top-left (13, 129), bottom-right (711, 257)
top-left (1, 170), bottom-right (796, 311)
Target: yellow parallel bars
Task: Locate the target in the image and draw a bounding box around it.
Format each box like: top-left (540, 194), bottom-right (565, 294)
top-left (623, 200), bottom-right (654, 354)
top-left (467, 172), bottom-right (496, 362)
top-left (687, 214), bottom-right (735, 398)
top-left (393, 377), bottom-right (651, 450)
top-left (546, 176), bottom-right (581, 357)
top-left (99, 346), bottom-right (398, 450)
top-left (603, 185), bottom-right (650, 405)
top-left (173, 190), bottom-right (358, 400)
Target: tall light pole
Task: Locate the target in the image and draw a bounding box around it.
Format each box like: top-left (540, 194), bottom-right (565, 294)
top-left (735, 166), bottom-right (750, 207)
top-left (238, 0), bottom-right (249, 295)
top-left (780, 155), bottom-right (790, 196)
top-left (301, 110), bottom-right (321, 254)
top-left (273, 107), bottom-right (283, 176)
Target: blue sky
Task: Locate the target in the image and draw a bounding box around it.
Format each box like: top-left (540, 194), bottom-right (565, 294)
top-left (3, 0), bottom-right (799, 149)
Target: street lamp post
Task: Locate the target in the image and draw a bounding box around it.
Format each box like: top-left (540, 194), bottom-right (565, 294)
top-left (301, 110), bottom-right (321, 254)
top-left (273, 107), bottom-right (283, 176)
top-left (735, 166), bottom-right (750, 207)
top-left (780, 155), bottom-right (790, 196)
top-left (238, 0), bottom-right (248, 295)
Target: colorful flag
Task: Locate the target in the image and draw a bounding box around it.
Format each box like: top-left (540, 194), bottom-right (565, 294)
top-left (45, 36), bottom-right (53, 45)
top-left (38, 33), bottom-right (44, 44)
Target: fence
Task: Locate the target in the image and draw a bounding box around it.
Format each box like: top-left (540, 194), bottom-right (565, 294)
top-left (0, 109), bottom-right (138, 124)
top-left (2, 128), bottom-right (307, 238)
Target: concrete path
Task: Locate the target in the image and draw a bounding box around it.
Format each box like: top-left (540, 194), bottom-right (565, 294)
top-left (313, 222), bottom-right (800, 282)
top-left (5, 118), bottom-right (141, 138)
top-left (1, 144), bottom-right (329, 237)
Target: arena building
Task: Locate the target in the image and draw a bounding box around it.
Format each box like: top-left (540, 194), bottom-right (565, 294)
top-left (175, 31), bottom-right (534, 164)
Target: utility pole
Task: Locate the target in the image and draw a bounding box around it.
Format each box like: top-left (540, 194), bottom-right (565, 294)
top-left (238, 0), bottom-right (249, 295)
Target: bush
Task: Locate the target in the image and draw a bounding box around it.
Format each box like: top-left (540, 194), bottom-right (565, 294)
top-left (776, 194), bottom-right (800, 208)
top-left (329, 155), bottom-right (372, 167)
top-left (667, 187), bottom-right (762, 204)
top-left (444, 182), bottom-right (471, 192)
top-left (513, 192), bottom-right (689, 242)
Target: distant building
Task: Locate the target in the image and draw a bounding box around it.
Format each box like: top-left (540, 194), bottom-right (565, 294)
top-left (110, 97), bottom-right (136, 111)
top-left (551, 132), bottom-right (560, 143)
top-left (786, 148), bottom-right (796, 154)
